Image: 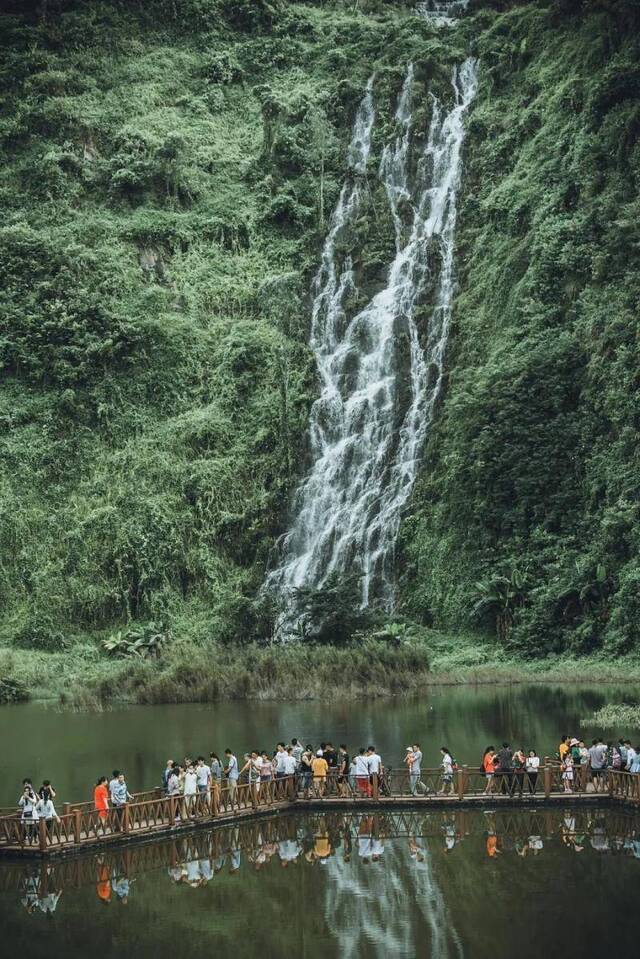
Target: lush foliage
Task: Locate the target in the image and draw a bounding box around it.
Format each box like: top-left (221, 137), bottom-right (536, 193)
top-left (0, 0), bottom-right (639, 698)
top-left (400, 0), bottom-right (640, 659)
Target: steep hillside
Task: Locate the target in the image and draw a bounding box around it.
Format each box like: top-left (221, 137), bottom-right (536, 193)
top-left (0, 0), bottom-right (639, 699)
top-left (400, 0), bottom-right (640, 657)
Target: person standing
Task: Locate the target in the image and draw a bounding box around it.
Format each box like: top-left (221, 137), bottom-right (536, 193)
top-left (311, 750), bottom-right (329, 797)
top-left (291, 738), bottom-right (304, 764)
top-left (224, 749), bottom-right (239, 808)
top-left (283, 747), bottom-right (297, 783)
top-left (512, 747), bottom-right (526, 797)
top-left (196, 757), bottom-right (211, 805)
top-left (354, 748), bottom-right (371, 798)
top-left (337, 745), bottom-right (350, 797)
top-left (274, 743), bottom-right (288, 780)
top-left (525, 750), bottom-right (540, 794)
top-left (299, 746), bottom-right (313, 798)
top-left (562, 752), bottom-right (574, 793)
top-left (36, 793), bottom-right (59, 835)
top-left (496, 743), bottom-right (513, 795)
top-left (625, 740), bottom-right (637, 771)
top-left (162, 760), bottom-right (175, 794)
top-left (588, 738), bottom-right (607, 792)
top-left (111, 773), bottom-right (133, 830)
top-left (367, 746), bottom-right (382, 795)
top-left (94, 776), bottom-right (110, 822)
top-left (18, 782), bottom-right (39, 844)
top-left (184, 764), bottom-right (198, 815)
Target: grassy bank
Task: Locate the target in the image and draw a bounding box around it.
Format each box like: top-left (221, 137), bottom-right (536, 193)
top-left (580, 705), bottom-right (640, 729)
top-left (3, 631), bottom-right (640, 709)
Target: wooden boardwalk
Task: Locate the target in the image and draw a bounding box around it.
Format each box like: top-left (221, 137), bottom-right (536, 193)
top-left (2, 766), bottom-right (638, 859)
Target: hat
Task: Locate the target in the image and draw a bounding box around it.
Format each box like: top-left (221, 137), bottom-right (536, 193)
top-left (570, 738), bottom-right (579, 746)
top-left (316, 750), bottom-right (323, 757)
top-left (406, 746), bottom-right (413, 751)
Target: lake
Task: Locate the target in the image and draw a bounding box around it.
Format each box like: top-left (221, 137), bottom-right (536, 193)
top-left (2, 683), bottom-right (640, 957)
top-left (0, 807), bottom-right (639, 957)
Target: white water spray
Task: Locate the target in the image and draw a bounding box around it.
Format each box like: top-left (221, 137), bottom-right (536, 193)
top-left (265, 59), bottom-right (477, 628)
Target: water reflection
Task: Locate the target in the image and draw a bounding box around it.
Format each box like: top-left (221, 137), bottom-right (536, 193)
top-left (3, 808), bottom-right (640, 929)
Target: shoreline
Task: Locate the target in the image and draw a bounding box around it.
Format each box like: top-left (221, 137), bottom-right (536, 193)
top-left (3, 635), bottom-right (640, 709)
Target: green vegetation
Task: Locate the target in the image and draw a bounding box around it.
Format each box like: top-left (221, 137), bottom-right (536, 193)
top-left (581, 704), bottom-right (640, 729)
top-left (400, 0), bottom-right (640, 659)
top-left (1, 1), bottom-right (639, 703)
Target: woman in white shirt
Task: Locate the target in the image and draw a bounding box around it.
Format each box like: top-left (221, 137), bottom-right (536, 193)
top-left (525, 750), bottom-right (540, 794)
top-left (183, 764), bottom-right (198, 815)
top-left (439, 747), bottom-right (454, 796)
top-left (19, 783), bottom-right (39, 844)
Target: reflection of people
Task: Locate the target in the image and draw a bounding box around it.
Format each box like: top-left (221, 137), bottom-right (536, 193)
top-left (409, 836), bottom-right (425, 862)
top-left (486, 831), bottom-right (500, 857)
top-left (97, 861), bottom-right (112, 903)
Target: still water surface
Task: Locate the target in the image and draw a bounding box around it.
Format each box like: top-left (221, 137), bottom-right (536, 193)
top-left (1, 807), bottom-right (639, 958)
top-left (2, 683), bottom-right (639, 804)
top-left (2, 684), bottom-right (640, 958)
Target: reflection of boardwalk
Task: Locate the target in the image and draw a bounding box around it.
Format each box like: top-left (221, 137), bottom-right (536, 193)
top-left (2, 769), bottom-right (639, 858)
top-left (1, 808), bottom-right (639, 925)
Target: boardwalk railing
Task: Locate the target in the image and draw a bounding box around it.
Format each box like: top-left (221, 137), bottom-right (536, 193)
top-left (2, 766), bottom-right (640, 856)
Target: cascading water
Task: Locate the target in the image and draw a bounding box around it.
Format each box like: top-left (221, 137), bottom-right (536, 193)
top-left (265, 58), bottom-right (477, 631)
top-left (416, 0), bottom-right (470, 26)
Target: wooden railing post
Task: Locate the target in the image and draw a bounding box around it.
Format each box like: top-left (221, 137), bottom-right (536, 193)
top-left (372, 773), bottom-right (379, 802)
top-left (122, 804), bottom-right (130, 834)
top-left (608, 770), bottom-right (615, 798)
top-left (287, 775), bottom-right (296, 802)
top-left (74, 808), bottom-right (82, 844)
top-left (456, 767), bottom-right (465, 800)
top-left (543, 764), bottom-right (552, 799)
top-left (63, 802), bottom-right (71, 818)
top-left (211, 786), bottom-right (218, 818)
top-left (251, 784), bottom-right (258, 810)
top-left (38, 817), bottom-right (47, 852)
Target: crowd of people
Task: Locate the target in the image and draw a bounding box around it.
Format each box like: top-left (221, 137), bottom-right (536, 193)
top-left (13, 732), bottom-right (640, 843)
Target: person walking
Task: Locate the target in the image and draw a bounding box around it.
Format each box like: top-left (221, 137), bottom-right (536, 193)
top-left (111, 773), bottom-right (133, 830)
top-left (525, 750), bottom-right (540, 794)
top-left (439, 747), bottom-right (455, 796)
top-left (482, 747), bottom-right (497, 795)
top-left (406, 745), bottom-right (427, 796)
top-left (94, 776), bottom-right (110, 823)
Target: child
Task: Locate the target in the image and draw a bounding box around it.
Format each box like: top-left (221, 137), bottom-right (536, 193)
top-left (562, 753), bottom-right (574, 793)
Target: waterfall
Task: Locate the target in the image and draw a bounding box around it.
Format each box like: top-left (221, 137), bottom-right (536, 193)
top-left (265, 60), bottom-right (477, 630)
top-left (416, 0), bottom-right (470, 26)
